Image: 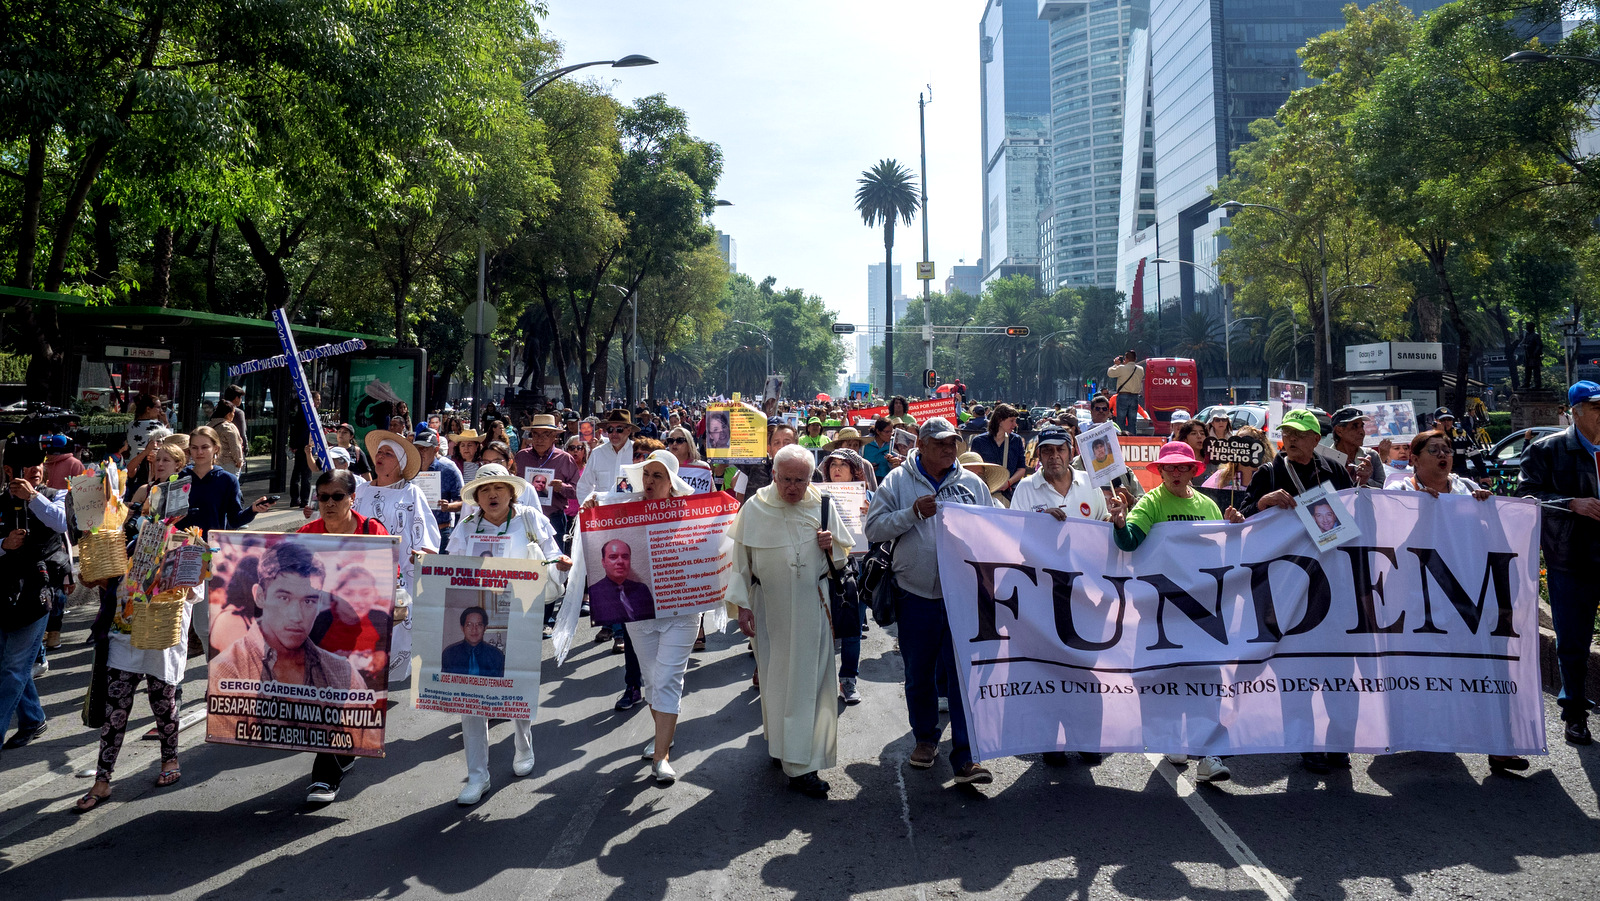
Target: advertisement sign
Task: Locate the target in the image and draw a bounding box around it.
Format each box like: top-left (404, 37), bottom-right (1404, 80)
top-left (349, 358), bottom-right (416, 443)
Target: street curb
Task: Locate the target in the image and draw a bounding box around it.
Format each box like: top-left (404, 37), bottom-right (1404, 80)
top-left (1537, 624), bottom-right (1600, 703)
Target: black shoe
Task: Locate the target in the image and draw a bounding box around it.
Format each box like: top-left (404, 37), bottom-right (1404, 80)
top-left (614, 687), bottom-right (642, 711)
top-left (1328, 752), bottom-right (1352, 769)
top-left (2, 720), bottom-right (46, 750)
top-left (1488, 755), bottom-right (1530, 772)
top-left (1041, 751), bottom-right (1072, 767)
top-left (1301, 752), bottom-right (1332, 775)
top-left (787, 772), bottom-right (830, 798)
top-left (306, 781), bottom-right (340, 803)
top-left (1566, 720), bottom-right (1593, 746)
top-left (1078, 751), bottom-right (1105, 765)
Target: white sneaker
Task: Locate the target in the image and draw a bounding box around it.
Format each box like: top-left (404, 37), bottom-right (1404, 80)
top-left (652, 759), bottom-right (677, 785)
top-left (456, 779), bottom-right (489, 805)
top-left (32, 661), bottom-right (48, 677)
top-left (641, 738), bottom-right (674, 759)
top-left (1165, 753), bottom-right (1188, 766)
top-left (1195, 756), bottom-right (1231, 783)
top-left (512, 750), bottom-right (536, 777)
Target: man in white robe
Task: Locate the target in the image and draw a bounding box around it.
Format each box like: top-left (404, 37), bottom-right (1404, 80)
top-left (728, 445), bottom-right (854, 798)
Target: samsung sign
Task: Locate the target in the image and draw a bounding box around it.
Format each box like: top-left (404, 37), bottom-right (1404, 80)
top-left (1344, 341), bottom-right (1443, 373)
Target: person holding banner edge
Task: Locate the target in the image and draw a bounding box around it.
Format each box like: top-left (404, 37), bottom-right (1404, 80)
top-left (446, 464), bottom-right (570, 805)
top-left (864, 417), bottom-right (997, 786)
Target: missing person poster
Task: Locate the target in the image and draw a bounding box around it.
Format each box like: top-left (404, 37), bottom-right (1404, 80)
top-left (819, 482), bottom-right (869, 555)
top-left (704, 401), bottom-right (767, 464)
top-left (1355, 400), bottom-right (1419, 447)
top-left (569, 493), bottom-right (739, 627)
top-left (1293, 482), bottom-right (1362, 551)
top-left (679, 461), bottom-right (716, 495)
top-left (524, 467), bottom-right (556, 506)
top-left (206, 531), bottom-right (400, 757)
top-left (413, 471), bottom-right (442, 510)
top-left (1267, 379), bottom-right (1309, 443)
top-left (412, 556), bottom-right (557, 720)
top-left (1078, 422), bottom-right (1127, 489)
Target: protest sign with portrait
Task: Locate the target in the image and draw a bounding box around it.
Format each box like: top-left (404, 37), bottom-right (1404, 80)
top-left (1354, 400), bottom-right (1418, 447)
top-left (571, 493), bottom-right (738, 626)
top-left (1293, 482), bottom-right (1362, 550)
top-left (703, 401), bottom-right (767, 463)
top-left (412, 555), bottom-right (557, 720)
top-left (524, 467), bottom-right (556, 506)
top-left (1078, 422), bottom-right (1126, 488)
top-left (206, 531), bottom-right (400, 757)
top-left (818, 482), bottom-right (869, 555)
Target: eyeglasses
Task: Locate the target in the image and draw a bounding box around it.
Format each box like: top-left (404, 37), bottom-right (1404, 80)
top-left (1423, 444), bottom-right (1453, 456)
top-left (1091, 406), bottom-right (1110, 413)
top-left (317, 492), bottom-right (349, 503)
top-left (633, 453), bottom-right (650, 461)
top-left (774, 476), bottom-right (810, 487)
top-left (606, 427), bottom-right (631, 435)
top-left (667, 437), bottom-right (689, 445)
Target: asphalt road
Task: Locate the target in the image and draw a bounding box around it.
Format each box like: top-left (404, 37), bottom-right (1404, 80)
top-left (1, 507), bottom-right (1597, 900)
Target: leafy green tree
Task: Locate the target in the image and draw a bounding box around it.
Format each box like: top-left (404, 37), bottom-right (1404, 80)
top-left (854, 160), bottom-right (920, 397)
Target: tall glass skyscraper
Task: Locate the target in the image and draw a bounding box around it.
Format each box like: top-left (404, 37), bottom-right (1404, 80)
top-left (1037, 0), bottom-right (1150, 292)
top-left (979, 0), bottom-right (1053, 289)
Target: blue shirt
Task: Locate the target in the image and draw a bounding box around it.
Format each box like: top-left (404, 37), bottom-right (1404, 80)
top-left (175, 466), bottom-right (256, 537)
top-left (430, 458), bottom-right (463, 528)
top-left (969, 433), bottom-right (1025, 473)
top-left (863, 439), bottom-right (896, 481)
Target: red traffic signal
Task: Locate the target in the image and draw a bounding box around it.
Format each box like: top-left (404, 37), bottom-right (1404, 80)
top-left (1005, 326), bottom-right (1030, 337)
top-left (923, 369), bottom-right (938, 389)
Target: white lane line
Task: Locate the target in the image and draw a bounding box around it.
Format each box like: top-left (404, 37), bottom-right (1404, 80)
top-left (893, 755), bottom-right (929, 901)
top-left (515, 773), bottom-right (615, 901)
top-left (1144, 754), bottom-right (1297, 901)
top-left (0, 707), bottom-right (206, 813)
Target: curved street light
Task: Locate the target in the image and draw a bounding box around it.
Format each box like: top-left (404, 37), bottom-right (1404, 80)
top-left (522, 55), bottom-right (659, 96)
top-left (1503, 50), bottom-right (1600, 66)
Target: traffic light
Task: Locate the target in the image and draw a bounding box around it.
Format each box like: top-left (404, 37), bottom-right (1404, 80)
top-left (1005, 326), bottom-right (1030, 337)
top-left (923, 369), bottom-right (938, 389)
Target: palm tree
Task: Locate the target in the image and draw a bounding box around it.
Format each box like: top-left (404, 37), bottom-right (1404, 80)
top-left (854, 160), bottom-right (920, 396)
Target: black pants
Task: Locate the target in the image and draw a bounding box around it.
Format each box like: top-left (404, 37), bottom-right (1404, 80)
top-left (289, 448), bottom-right (313, 506)
top-left (312, 753), bottom-right (355, 785)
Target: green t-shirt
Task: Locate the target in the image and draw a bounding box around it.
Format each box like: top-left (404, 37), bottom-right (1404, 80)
top-left (1124, 484), bottom-right (1222, 535)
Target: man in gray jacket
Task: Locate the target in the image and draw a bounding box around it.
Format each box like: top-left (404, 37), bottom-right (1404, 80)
top-left (865, 417), bottom-right (996, 785)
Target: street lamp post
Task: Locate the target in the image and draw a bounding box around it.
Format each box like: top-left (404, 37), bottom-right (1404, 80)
top-left (1503, 50), bottom-right (1600, 67)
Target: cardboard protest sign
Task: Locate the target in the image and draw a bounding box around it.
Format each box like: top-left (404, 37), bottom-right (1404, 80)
top-left (1355, 400), bottom-right (1418, 447)
top-left (412, 555), bottom-right (556, 720)
top-left (69, 473), bottom-right (107, 532)
top-left (704, 402), bottom-right (767, 463)
top-left (572, 493), bottom-right (738, 626)
top-left (206, 531), bottom-right (400, 757)
top-left (1078, 422), bottom-right (1126, 488)
top-left (678, 461), bottom-right (716, 495)
top-left (1204, 436), bottom-right (1267, 467)
top-left (819, 482), bottom-right (869, 555)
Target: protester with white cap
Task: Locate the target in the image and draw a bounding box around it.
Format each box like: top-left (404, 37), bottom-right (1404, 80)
top-left (446, 463), bottom-right (570, 805)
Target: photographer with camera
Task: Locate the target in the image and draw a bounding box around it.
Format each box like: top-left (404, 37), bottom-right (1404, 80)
top-left (1106, 351), bottom-right (1144, 435)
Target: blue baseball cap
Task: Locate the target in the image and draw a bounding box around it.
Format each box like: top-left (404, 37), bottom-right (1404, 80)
top-left (1570, 380), bottom-right (1600, 407)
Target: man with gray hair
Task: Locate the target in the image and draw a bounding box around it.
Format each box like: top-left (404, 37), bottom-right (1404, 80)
top-left (864, 417), bottom-right (997, 787)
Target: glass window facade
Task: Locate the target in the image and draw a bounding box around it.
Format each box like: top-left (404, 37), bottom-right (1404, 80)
top-left (980, 0), bottom-right (1055, 287)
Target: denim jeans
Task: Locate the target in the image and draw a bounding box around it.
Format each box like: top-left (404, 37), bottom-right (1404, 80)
top-left (896, 586), bottom-right (971, 770)
top-left (1548, 568), bottom-right (1599, 722)
top-left (1, 612), bottom-right (49, 739)
top-left (838, 602), bottom-right (866, 679)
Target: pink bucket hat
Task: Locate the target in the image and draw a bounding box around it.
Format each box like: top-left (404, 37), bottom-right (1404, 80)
top-left (1146, 440), bottom-right (1202, 476)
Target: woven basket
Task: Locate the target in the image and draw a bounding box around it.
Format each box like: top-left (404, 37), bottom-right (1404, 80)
top-left (80, 529), bottom-right (130, 583)
top-left (131, 589), bottom-right (186, 650)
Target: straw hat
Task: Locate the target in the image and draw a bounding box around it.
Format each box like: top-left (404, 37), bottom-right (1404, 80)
top-left (461, 463), bottom-right (530, 504)
top-left (618, 449), bottom-right (695, 498)
top-left (524, 413), bottom-right (563, 432)
top-left (958, 451), bottom-right (1010, 493)
top-left (364, 429), bottom-right (422, 481)
top-left (446, 428), bottom-right (484, 444)
top-left (824, 426), bottom-right (864, 452)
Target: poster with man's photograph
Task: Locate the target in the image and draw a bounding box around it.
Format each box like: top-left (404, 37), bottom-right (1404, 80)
top-left (205, 531), bottom-right (400, 757)
top-left (411, 556), bottom-right (555, 721)
top-left (1293, 483), bottom-right (1362, 551)
top-left (1353, 400), bottom-right (1418, 447)
top-left (524, 467), bottom-right (556, 506)
top-left (570, 494), bottom-right (739, 627)
top-left (1078, 421), bottom-right (1127, 488)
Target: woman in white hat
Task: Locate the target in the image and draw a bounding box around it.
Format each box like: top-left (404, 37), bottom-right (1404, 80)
top-left (448, 429), bottom-right (485, 479)
top-left (354, 428), bottom-right (440, 681)
top-left (446, 464), bottom-right (571, 805)
top-left (577, 449), bottom-right (703, 785)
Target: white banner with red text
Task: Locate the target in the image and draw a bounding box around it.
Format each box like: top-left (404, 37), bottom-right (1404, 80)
top-left (934, 491), bottom-right (1546, 760)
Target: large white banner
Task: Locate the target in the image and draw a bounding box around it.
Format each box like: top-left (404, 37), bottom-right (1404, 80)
top-left (935, 491), bottom-right (1546, 760)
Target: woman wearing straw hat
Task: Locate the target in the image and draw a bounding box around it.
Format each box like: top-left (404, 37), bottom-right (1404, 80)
top-left (446, 464), bottom-right (570, 805)
top-left (448, 429), bottom-right (485, 479)
top-left (958, 452), bottom-right (1011, 508)
top-left (577, 449), bottom-right (704, 785)
top-left (354, 428), bottom-right (440, 682)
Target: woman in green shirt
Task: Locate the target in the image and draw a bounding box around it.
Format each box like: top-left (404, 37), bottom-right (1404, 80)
top-left (798, 418), bottom-right (828, 449)
top-left (1109, 441), bottom-right (1243, 551)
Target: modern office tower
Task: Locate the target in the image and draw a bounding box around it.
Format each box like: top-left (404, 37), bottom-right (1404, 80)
top-left (1134, 0), bottom-right (1447, 318)
top-left (715, 230), bottom-right (737, 273)
top-left (979, 0), bottom-right (1053, 289)
top-left (1036, 0), bottom-right (1150, 292)
top-left (944, 263), bottom-right (984, 298)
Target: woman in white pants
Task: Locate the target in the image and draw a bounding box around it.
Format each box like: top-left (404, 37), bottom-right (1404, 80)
top-left (583, 449), bottom-right (701, 784)
top-left (446, 464), bottom-right (570, 805)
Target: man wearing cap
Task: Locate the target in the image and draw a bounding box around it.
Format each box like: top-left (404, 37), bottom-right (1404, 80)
top-left (865, 417), bottom-right (997, 787)
top-left (1519, 380), bottom-right (1600, 745)
top-left (413, 426), bottom-right (463, 547)
top-left (1329, 407), bottom-right (1386, 489)
top-left (1241, 406), bottom-right (1367, 774)
top-left (513, 415), bottom-right (579, 539)
top-left (575, 410), bottom-right (635, 501)
top-left (1433, 408), bottom-right (1486, 483)
top-left (1013, 428), bottom-right (1109, 524)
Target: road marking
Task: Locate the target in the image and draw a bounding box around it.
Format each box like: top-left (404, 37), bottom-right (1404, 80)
top-left (1144, 754), bottom-right (1297, 901)
top-left (893, 755), bottom-right (929, 901)
top-left (516, 771), bottom-right (614, 901)
top-left (0, 707), bottom-right (205, 814)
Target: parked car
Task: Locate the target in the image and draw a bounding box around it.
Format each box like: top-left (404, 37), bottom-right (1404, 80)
top-left (1484, 426), bottom-right (1562, 489)
top-left (1196, 404), bottom-right (1267, 431)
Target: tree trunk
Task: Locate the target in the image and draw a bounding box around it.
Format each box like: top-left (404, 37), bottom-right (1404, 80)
top-left (88, 197), bottom-right (119, 288)
top-left (151, 225), bottom-right (174, 306)
top-left (883, 220), bottom-right (895, 396)
top-left (13, 130), bottom-right (45, 290)
top-left (235, 215), bottom-right (292, 310)
top-left (205, 224), bottom-right (219, 307)
top-left (1423, 240), bottom-right (1471, 414)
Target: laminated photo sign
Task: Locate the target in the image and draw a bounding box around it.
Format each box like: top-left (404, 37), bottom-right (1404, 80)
top-left (1078, 422), bottom-right (1127, 488)
top-left (1293, 482), bottom-right (1362, 550)
top-left (703, 402), bottom-right (768, 464)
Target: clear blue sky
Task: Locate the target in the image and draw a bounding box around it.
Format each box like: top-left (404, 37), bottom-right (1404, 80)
top-left (541, 0), bottom-right (984, 364)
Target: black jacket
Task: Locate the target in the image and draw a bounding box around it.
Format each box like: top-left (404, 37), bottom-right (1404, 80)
top-left (0, 489), bottom-right (72, 630)
top-left (1241, 452), bottom-right (1353, 518)
top-left (1517, 426), bottom-right (1600, 572)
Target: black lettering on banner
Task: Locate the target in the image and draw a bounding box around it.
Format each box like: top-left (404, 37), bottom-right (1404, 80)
top-left (1405, 549), bottom-right (1520, 638)
top-left (1243, 554), bottom-right (1332, 643)
top-left (1140, 568), bottom-right (1232, 650)
top-left (967, 561), bottom-right (1036, 642)
top-left (1045, 569), bottom-right (1130, 652)
top-left (1340, 546), bottom-right (1405, 634)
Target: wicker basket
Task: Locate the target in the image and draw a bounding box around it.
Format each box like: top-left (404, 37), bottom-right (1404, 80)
top-left (131, 589), bottom-right (186, 650)
top-left (79, 529), bottom-right (129, 583)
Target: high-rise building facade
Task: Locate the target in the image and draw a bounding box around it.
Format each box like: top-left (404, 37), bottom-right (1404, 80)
top-left (1037, 0), bottom-right (1150, 292)
top-left (715, 230), bottom-right (737, 273)
top-left (979, 0), bottom-right (1053, 290)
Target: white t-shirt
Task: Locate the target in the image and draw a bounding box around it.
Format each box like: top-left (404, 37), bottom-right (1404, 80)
top-left (1010, 469), bottom-right (1109, 521)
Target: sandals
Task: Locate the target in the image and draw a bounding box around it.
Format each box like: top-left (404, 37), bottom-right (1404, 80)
top-left (156, 766), bottom-right (181, 788)
top-left (75, 786), bottom-right (111, 813)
